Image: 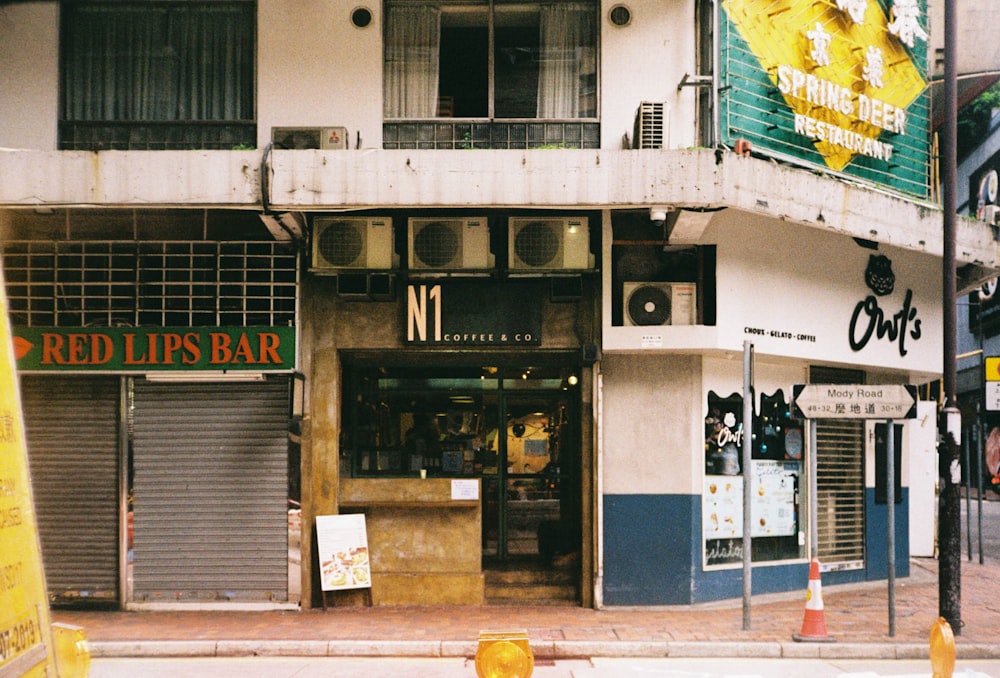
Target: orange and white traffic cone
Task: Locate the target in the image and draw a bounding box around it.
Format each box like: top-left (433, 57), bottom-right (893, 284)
top-left (793, 557), bottom-right (834, 642)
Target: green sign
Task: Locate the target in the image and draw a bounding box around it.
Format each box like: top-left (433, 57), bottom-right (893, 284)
top-left (720, 0), bottom-right (930, 197)
top-left (12, 327), bottom-right (295, 372)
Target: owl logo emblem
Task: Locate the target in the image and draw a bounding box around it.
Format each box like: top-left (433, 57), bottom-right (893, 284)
top-left (864, 254), bottom-right (895, 296)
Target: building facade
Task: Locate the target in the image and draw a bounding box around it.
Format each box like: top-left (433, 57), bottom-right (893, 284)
top-left (1, 0), bottom-right (996, 610)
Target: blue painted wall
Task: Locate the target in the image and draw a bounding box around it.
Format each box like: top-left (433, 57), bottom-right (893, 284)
top-left (603, 488), bottom-right (911, 605)
top-left (603, 494), bottom-right (696, 605)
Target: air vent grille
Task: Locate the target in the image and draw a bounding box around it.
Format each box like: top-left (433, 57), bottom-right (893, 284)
top-left (633, 102), bottom-right (668, 149)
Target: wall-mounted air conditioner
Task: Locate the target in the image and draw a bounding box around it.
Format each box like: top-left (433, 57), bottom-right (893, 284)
top-left (408, 217), bottom-right (493, 270)
top-left (271, 126), bottom-right (348, 150)
top-left (312, 217), bottom-right (394, 271)
top-left (623, 282), bottom-right (696, 326)
top-left (632, 102), bottom-right (668, 149)
top-left (508, 217), bottom-right (594, 272)
top-left (979, 204), bottom-right (1000, 226)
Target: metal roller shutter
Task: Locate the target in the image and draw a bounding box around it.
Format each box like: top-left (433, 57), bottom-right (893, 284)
top-left (131, 377), bottom-right (289, 602)
top-left (20, 376), bottom-right (121, 604)
top-left (810, 367), bottom-right (866, 568)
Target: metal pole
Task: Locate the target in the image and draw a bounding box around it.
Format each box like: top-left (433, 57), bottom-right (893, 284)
top-left (886, 420), bottom-right (896, 637)
top-left (963, 431), bottom-right (972, 561)
top-left (742, 341), bottom-right (753, 631)
top-left (809, 420), bottom-right (818, 558)
top-left (940, 0), bottom-right (962, 635)
top-left (977, 420), bottom-right (984, 565)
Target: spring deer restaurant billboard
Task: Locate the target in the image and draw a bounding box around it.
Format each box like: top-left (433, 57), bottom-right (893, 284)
top-left (721, 0), bottom-right (930, 197)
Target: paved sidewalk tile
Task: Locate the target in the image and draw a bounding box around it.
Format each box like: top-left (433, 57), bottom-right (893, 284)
top-left (52, 557), bottom-right (1000, 659)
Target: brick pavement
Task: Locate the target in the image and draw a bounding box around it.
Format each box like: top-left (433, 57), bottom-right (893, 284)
top-left (51, 557), bottom-right (1000, 660)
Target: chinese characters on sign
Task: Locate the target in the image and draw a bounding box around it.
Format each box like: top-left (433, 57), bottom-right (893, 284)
top-left (722, 0), bottom-right (930, 195)
top-left (791, 383), bottom-right (918, 419)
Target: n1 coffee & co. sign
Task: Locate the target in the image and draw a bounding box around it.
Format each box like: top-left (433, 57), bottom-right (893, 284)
top-left (405, 281), bottom-right (542, 346)
top-left (721, 0), bottom-right (930, 197)
top-left (12, 327), bottom-right (295, 371)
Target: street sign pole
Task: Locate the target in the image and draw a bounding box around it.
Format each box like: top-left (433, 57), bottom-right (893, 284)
top-left (791, 383), bottom-right (917, 637)
top-left (887, 419), bottom-right (895, 638)
top-left (742, 341), bottom-right (753, 631)
top-left (808, 420), bottom-right (818, 559)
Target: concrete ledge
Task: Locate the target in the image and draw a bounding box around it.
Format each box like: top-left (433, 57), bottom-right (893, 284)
top-left (87, 638), bottom-right (1000, 660)
top-left (665, 641), bottom-right (781, 658)
top-left (89, 640), bottom-right (217, 658)
top-left (551, 640), bottom-right (669, 658)
top-left (959, 644), bottom-right (1000, 659)
top-left (326, 640), bottom-right (441, 657)
top-left (215, 640), bottom-right (328, 657)
top-left (816, 643), bottom-right (898, 659)
top-left (440, 640), bottom-right (478, 657)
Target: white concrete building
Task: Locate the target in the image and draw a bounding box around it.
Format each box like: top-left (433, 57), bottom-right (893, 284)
top-left (0, 0), bottom-right (995, 610)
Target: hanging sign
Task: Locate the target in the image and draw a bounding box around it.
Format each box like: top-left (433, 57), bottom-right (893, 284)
top-left (720, 0), bottom-right (930, 196)
top-left (791, 383), bottom-right (917, 419)
top-left (984, 357), bottom-right (1000, 411)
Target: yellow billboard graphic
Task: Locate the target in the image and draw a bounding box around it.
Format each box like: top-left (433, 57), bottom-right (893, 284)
top-left (0, 268), bottom-right (58, 677)
top-left (723, 0), bottom-right (927, 171)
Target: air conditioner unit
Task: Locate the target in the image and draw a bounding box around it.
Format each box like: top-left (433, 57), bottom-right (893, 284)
top-left (271, 126), bottom-right (348, 150)
top-left (312, 217), bottom-right (394, 271)
top-left (408, 217), bottom-right (493, 270)
top-left (623, 282), bottom-right (696, 326)
top-left (979, 204), bottom-right (1000, 226)
top-left (508, 217), bottom-right (594, 272)
top-left (632, 102), bottom-right (668, 149)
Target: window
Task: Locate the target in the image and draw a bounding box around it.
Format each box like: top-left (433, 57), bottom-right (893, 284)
top-left (60, 1), bottom-right (256, 150)
top-left (384, 1), bottom-right (597, 121)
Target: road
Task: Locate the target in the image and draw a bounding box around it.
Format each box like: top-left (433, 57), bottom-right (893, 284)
top-left (87, 656), bottom-right (1000, 678)
top-left (961, 493), bottom-right (999, 562)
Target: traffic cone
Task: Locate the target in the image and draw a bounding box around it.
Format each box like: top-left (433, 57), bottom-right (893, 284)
top-left (793, 557), bottom-right (835, 642)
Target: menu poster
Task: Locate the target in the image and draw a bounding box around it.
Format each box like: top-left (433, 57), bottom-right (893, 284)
top-left (751, 460), bottom-right (799, 537)
top-left (316, 514), bottom-right (372, 591)
top-left (703, 476), bottom-right (742, 539)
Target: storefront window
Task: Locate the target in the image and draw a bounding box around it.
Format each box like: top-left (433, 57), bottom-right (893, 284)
top-left (342, 363), bottom-right (574, 477)
top-left (702, 390), bottom-right (805, 567)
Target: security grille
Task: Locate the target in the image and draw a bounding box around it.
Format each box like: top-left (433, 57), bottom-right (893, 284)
top-left (811, 367), bottom-right (866, 568)
top-left (0, 241), bottom-right (298, 327)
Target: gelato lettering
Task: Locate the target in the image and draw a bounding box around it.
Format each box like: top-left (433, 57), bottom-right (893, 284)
top-left (849, 255), bottom-right (921, 356)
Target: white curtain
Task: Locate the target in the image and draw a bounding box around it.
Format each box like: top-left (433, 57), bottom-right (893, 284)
top-left (536, 4), bottom-right (593, 119)
top-left (384, 5), bottom-right (441, 118)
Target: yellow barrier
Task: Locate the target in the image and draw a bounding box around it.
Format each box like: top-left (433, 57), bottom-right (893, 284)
top-left (474, 629), bottom-right (533, 678)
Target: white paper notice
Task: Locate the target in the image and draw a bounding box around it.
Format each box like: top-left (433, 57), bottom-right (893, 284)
top-left (451, 478), bottom-right (479, 501)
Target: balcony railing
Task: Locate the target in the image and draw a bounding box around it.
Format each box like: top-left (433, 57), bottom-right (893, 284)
top-left (383, 120), bottom-right (600, 150)
top-left (58, 121), bottom-right (257, 151)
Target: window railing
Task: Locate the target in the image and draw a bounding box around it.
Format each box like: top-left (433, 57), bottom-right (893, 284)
top-left (58, 121), bottom-right (257, 151)
top-left (383, 120), bottom-right (600, 150)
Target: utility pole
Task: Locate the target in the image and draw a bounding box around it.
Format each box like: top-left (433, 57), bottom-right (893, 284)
top-left (939, 0), bottom-right (961, 635)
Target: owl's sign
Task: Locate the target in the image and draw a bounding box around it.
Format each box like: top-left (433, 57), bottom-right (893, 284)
top-left (720, 0), bottom-right (931, 197)
top-left (849, 254), bottom-right (922, 356)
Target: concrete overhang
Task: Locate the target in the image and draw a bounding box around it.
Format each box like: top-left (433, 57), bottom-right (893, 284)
top-left (0, 147), bottom-right (997, 285)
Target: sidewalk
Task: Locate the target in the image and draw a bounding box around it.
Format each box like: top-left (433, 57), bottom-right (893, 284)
top-left (52, 558), bottom-right (1000, 661)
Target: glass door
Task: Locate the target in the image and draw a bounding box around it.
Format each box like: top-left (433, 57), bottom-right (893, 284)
top-left (483, 375), bottom-right (580, 564)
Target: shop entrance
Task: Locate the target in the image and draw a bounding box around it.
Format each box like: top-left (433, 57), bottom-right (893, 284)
top-left (483, 392), bottom-right (578, 565)
top-left (343, 358), bottom-right (583, 603)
